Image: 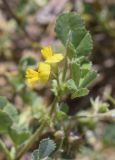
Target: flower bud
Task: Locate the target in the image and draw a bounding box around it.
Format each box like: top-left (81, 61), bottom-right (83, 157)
top-left (54, 130), bottom-right (64, 139)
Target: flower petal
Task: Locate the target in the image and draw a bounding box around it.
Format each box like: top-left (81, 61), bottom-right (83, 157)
top-left (26, 68), bottom-right (38, 79)
top-left (38, 62), bottom-right (51, 83)
top-left (45, 54), bottom-right (64, 63)
top-left (27, 79), bottom-right (37, 87)
top-left (41, 46), bottom-right (53, 59)
top-left (26, 68), bottom-right (39, 87)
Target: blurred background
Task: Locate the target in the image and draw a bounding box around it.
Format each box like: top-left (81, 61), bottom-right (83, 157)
top-left (0, 0), bottom-right (115, 159)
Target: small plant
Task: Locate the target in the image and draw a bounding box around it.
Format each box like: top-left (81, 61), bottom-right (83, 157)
top-left (0, 12), bottom-right (114, 160)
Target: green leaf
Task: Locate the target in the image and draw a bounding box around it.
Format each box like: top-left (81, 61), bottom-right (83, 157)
top-left (55, 13), bottom-right (93, 57)
top-left (71, 63), bottom-right (81, 87)
top-left (9, 127), bottom-right (30, 146)
top-left (51, 80), bottom-right (58, 96)
top-left (66, 42), bottom-right (76, 59)
top-left (55, 13), bottom-right (85, 45)
top-left (0, 96), bottom-right (18, 122)
top-left (57, 111), bottom-right (67, 120)
top-left (9, 78), bottom-right (25, 91)
top-left (72, 29), bottom-right (93, 57)
top-left (0, 96), bottom-right (18, 121)
top-left (72, 88), bottom-right (89, 99)
top-left (66, 79), bottom-right (77, 91)
top-left (38, 138), bottom-right (56, 159)
top-left (99, 103), bottom-right (109, 113)
top-left (0, 110), bottom-right (12, 133)
top-left (23, 91), bottom-right (38, 106)
top-left (80, 71), bottom-right (97, 88)
top-left (81, 62), bottom-right (92, 70)
top-left (60, 103), bottom-right (69, 114)
top-left (32, 150), bottom-right (39, 160)
top-left (3, 103), bottom-right (18, 122)
top-left (0, 96), bottom-right (7, 110)
top-left (32, 138), bottom-right (56, 160)
top-left (81, 62), bottom-right (92, 78)
top-left (103, 124), bottom-right (115, 146)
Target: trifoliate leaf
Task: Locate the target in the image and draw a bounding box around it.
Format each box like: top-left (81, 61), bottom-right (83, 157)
top-left (32, 138), bottom-right (56, 160)
top-left (55, 13), bottom-right (85, 45)
top-left (55, 13), bottom-right (93, 57)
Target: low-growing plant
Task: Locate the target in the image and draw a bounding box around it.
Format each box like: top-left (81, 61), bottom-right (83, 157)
top-left (0, 12), bottom-right (115, 160)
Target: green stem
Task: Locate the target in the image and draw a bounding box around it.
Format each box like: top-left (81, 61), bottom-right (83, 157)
top-left (49, 97), bottom-right (58, 115)
top-left (62, 47), bottom-right (68, 82)
top-left (62, 59), bottom-right (67, 81)
top-left (0, 139), bottom-right (12, 160)
top-left (74, 110), bottom-right (115, 120)
top-left (53, 138), bottom-right (64, 160)
top-left (57, 138), bottom-right (64, 154)
top-left (15, 97), bottom-right (58, 160)
top-left (15, 121), bottom-right (46, 160)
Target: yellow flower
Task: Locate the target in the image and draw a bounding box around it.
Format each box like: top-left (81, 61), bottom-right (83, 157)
top-left (38, 62), bottom-right (51, 83)
top-left (26, 62), bottom-right (50, 87)
top-left (41, 46), bottom-right (64, 63)
top-left (26, 68), bottom-right (39, 87)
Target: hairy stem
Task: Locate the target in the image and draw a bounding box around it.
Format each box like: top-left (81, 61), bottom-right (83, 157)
top-left (15, 121), bottom-right (46, 160)
top-left (0, 139), bottom-right (12, 160)
top-left (49, 97), bottom-right (58, 115)
top-left (54, 138), bottom-right (64, 159)
top-left (75, 110), bottom-right (115, 120)
top-left (15, 97), bottom-right (58, 160)
top-left (62, 59), bottom-right (67, 81)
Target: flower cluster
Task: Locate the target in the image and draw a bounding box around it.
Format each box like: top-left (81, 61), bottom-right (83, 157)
top-left (26, 46), bottom-right (64, 87)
